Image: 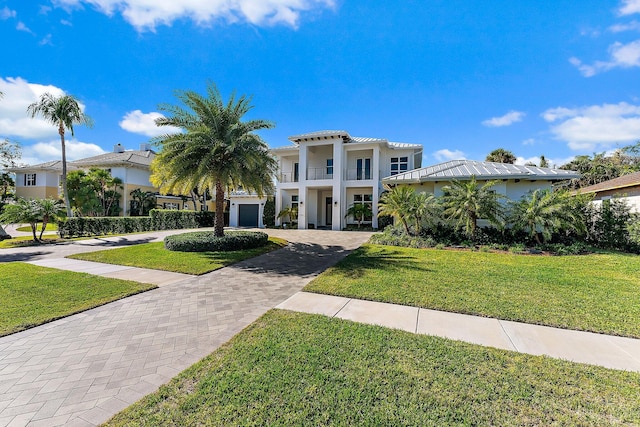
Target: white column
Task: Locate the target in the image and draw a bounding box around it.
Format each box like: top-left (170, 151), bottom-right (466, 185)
top-left (332, 141), bottom-right (343, 231)
top-left (372, 148), bottom-right (380, 229)
top-left (298, 145), bottom-right (308, 229)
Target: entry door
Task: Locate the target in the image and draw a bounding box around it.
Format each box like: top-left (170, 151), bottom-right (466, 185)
top-left (326, 197), bottom-right (332, 226)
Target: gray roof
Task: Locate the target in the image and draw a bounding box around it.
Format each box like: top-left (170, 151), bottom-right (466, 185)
top-left (280, 130), bottom-right (421, 151)
top-left (383, 160), bottom-right (580, 184)
top-left (8, 150), bottom-right (155, 173)
top-left (7, 160), bottom-right (68, 172)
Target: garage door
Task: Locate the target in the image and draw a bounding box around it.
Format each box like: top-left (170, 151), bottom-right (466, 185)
top-left (238, 204), bottom-right (259, 227)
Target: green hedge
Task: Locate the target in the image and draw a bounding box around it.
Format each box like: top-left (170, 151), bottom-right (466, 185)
top-left (164, 231), bottom-right (269, 252)
top-left (57, 209), bottom-right (217, 238)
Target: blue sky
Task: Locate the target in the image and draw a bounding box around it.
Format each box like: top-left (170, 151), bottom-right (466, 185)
top-left (2, 0), bottom-right (640, 168)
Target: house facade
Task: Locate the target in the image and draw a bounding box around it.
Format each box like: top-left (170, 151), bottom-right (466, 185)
top-left (272, 130), bottom-right (423, 230)
top-left (576, 171), bottom-right (640, 212)
top-left (10, 143), bottom-right (215, 216)
top-left (382, 160), bottom-right (580, 199)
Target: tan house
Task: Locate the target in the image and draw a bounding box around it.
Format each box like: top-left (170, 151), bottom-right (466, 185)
top-left (576, 171), bottom-right (640, 212)
top-left (9, 143), bottom-right (215, 216)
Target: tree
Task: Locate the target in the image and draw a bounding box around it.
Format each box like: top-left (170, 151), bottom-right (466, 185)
top-left (345, 203), bottom-right (372, 228)
top-left (151, 83), bottom-right (276, 237)
top-left (37, 198), bottom-right (65, 240)
top-left (66, 168), bottom-right (122, 216)
top-left (377, 185), bottom-right (416, 235)
top-left (508, 189), bottom-right (583, 244)
top-left (27, 93), bottom-right (93, 218)
top-left (277, 206), bottom-right (298, 226)
top-left (441, 176), bottom-right (503, 237)
top-left (486, 148), bottom-right (516, 164)
top-left (130, 188), bottom-right (157, 216)
top-left (0, 198), bottom-right (41, 241)
top-left (539, 155), bottom-right (549, 168)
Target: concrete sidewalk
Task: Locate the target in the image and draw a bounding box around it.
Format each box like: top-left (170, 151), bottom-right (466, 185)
top-left (277, 292), bottom-right (640, 373)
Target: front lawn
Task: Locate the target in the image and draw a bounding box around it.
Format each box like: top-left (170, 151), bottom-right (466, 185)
top-left (304, 244), bottom-right (640, 338)
top-left (105, 310), bottom-right (640, 426)
top-left (0, 263), bottom-right (155, 336)
top-left (68, 237), bottom-right (288, 275)
top-left (16, 223), bottom-right (58, 232)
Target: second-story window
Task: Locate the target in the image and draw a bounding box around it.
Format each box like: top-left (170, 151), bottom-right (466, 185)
top-left (294, 163), bottom-right (299, 182)
top-left (326, 159), bottom-right (333, 178)
top-left (390, 157), bottom-right (409, 175)
top-left (24, 173), bottom-right (37, 186)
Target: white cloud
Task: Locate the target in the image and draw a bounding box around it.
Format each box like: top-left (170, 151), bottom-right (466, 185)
top-left (542, 102), bottom-right (640, 152)
top-left (21, 139), bottom-right (106, 165)
top-left (119, 110), bottom-right (181, 137)
top-left (620, 0), bottom-right (640, 16)
top-left (433, 149), bottom-right (465, 162)
top-left (39, 34), bottom-right (53, 45)
top-left (522, 138), bottom-right (536, 146)
top-left (0, 77), bottom-right (81, 139)
top-left (571, 39), bottom-right (640, 76)
top-left (0, 7), bottom-right (16, 19)
top-left (52, 0), bottom-right (335, 31)
top-left (481, 111), bottom-right (525, 127)
top-left (16, 21), bottom-right (34, 34)
top-left (610, 20), bottom-right (640, 32)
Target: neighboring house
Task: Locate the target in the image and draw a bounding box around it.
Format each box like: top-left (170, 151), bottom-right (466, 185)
top-left (9, 143), bottom-right (215, 216)
top-left (576, 171), bottom-right (640, 212)
top-left (383, 159), bottom-right (580, 199)
top-left (272, 130), bottom-right (423, 230)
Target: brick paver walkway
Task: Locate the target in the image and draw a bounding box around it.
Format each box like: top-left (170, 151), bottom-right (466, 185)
top-left (0, 230), bottom-right (372, 427)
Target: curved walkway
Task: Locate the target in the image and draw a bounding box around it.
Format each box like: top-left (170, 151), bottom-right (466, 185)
top-left (0, 230), bottom-right (372, 427)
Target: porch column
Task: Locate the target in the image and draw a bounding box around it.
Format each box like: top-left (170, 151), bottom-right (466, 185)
top-left (372, 148), bottom-right (380, 229)
top-left (332, 141), bottom-right (343, 231)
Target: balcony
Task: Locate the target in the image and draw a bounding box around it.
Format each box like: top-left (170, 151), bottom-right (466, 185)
top-left (345, 168), bottom-right (375, 181)
top-left (306, 168), bottom-right (333, 180)
top-left (279, 172), bottom-right (299, 183)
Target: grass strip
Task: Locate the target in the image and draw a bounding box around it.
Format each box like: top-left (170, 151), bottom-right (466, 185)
top-left (0, 263), bottom-right (155, 336)
top-left (304, 244), bottom-right (640, 338)
top-left (68, 237), bottom-right (288, 275)
top-left (106, 310), bottom-right (640, 426)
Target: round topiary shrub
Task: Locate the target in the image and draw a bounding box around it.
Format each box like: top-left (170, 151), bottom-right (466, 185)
top-left (164, 231), bottom-right (269, 252)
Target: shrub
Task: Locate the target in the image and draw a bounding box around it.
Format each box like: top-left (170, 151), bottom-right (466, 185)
top-left (164, 231), bottom-right (269, 252)
top-left (150, 209), bottom-right (199, 230)
top-left (58, 216), bottom-right (155, 237)
top-left (263, 197), bottom-right (276, 228)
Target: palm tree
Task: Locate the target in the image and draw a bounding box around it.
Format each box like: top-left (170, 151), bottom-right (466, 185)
top-left (509, 189), bottom-right (583, 244)
top-left (27, 93), bottom-right (93, 218)
top-left (441, 176), bottom-right (503, 237)
top-left (486, 148), bottom-right (516, 164)
top-left (410, 191), bottom-right (439, 235)
top-left (345, 203), bottom-right (372, 228)
top-left (277, 205), bottom-right (298, 226)
top-left (37, 198), bottom-right (65, 240)
top-left (130, 188), bottom-right (157, 216)
top-left (151, 83), bottom-right (276, 237)
top-left (0, 198), bottom-right (41, 241)
top-left (377, 185), bottom-right (416, 235)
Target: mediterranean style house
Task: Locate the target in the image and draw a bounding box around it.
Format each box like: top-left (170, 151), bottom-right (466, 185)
top-left (270, 130), bottom-right (423, 230)
top-left (576, 171), bottom-right (640, 212)
top-left (9, 144), bottom-right (215, 216)
top-left (382, 159), bottom-right (580, 198)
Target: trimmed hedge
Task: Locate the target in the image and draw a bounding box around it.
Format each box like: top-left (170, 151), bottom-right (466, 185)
top-left (57, 209), bottom-right (218, 238)
top-left (164, 231), bottom-right (269, 252)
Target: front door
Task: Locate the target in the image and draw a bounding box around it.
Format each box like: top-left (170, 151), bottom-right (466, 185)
top-left (326, 197), bottom-right (332, 226)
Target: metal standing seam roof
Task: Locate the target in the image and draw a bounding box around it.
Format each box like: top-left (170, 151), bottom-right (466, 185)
top-left (276, 130), bottom-right (422, 152)
top-left (382, 160), bottom-right (580, 183)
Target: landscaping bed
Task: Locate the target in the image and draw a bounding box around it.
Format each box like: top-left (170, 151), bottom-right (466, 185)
top-left (304, 244), bottom-right (640, 338)
top-left (0, 263), bottom-right (155, 336)
top-left (105, 310), bottom-right (640, 426)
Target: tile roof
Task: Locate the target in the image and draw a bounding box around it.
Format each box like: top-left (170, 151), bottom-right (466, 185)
top-left (577, 171), bottom-right (640, 194)
top-left (383, 159), bottom-right (580, 183)
top-left (7, 150), bottom-right (155, 172)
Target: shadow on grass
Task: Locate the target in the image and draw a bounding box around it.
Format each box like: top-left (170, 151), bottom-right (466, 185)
top-left (0, 251), bottom-right (52, 262)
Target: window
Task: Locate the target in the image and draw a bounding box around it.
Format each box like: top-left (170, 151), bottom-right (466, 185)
top-left (24, 173), bottom-right (37, 186)
top-left (390, 156), bottom-right (408, 175)
top-left (163, 202), bottom-right (180, 210)
top-left (352, 193), bottom-right (373, 221)
top-left (356, 158), bottom-right (371, 180)
top-left (326, 158), bottom-right (333, 177)
top-left (294, 163), bottom-right (299, 182)
top-left (291, 195), bottom-right (299, 210)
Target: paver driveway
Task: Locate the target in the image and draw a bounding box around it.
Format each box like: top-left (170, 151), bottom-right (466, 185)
top-left (0, 230), bottom-right (371, 427)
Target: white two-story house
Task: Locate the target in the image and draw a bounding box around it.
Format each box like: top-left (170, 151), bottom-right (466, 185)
top-left (272, 130), bottom-right (423, 230)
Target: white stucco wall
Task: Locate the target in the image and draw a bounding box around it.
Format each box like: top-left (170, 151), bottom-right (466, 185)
top-left (228, 195), bottom-right (267, 228)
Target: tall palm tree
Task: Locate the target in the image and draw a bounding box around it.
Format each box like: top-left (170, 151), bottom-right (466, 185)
top-left (27, 93), bottom-right (93, 217)
top-left (377, 185), bottom-right (416, 235)
top-left (486, 148), bottom-right (516, 164)
top-left (151, 83), bottom-right (276, 237)
top-left (509, 189), bottom-right (583, 244)
top-left (441, 176), bottom-right (503, 237)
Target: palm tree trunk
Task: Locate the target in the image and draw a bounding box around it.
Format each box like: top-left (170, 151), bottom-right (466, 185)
top-left (31, 222), bottom-right (38, 242)
top-left (59, 124), bottom-right (73, 218)
top-left (214, 180), bottom-right (225, 237)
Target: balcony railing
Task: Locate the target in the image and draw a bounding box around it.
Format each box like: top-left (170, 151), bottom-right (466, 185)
top-left (306, 168), bottom-right (333, 180)
top-left (345, 169), bottom-right (374, 181)
top-left (278, 172), bottom-right (299, 183)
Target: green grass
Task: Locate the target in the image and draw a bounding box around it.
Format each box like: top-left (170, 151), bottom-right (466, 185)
top-left (16, 223), bottom-right (58, 232)
top-left (105, 310), bottom-right (640, 426)
top-left (0, 263), bottom-right (155, 336)
top-left (304, 244), bottom-right (640, 338)
top-left (0, 234), bottom-right (63, 248)
top-left (68, 237), bottom-right (288, 275)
